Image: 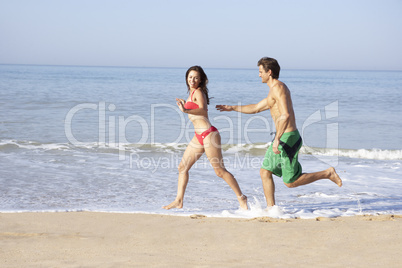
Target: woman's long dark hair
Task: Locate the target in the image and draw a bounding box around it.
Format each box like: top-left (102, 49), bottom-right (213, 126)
top-left (185, 66), bottom-right (210, 105)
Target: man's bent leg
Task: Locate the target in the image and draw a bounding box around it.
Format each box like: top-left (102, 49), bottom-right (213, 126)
top-left (260, 168), bottom-right (275, 207)
top-left (285, 167), bottom-right (342, 188)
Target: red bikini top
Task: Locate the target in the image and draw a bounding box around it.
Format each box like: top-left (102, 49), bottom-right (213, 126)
top-left (184, 89), bottom-right (200, 110)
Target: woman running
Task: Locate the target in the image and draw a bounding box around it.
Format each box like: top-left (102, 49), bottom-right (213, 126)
top-left (163, 66), bottom-right (248, 210)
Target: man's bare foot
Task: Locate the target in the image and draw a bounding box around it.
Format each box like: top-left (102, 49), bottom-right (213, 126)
top-left (328, 167), bottom-right (342, 187)
top-left (162, 199), bottom-right (183, 210)
top-left (238, 194), bottom-right (248, 210)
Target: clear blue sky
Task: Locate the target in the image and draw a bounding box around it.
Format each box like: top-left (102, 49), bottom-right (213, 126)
top-left (1, 0), bottom-right (401, 70)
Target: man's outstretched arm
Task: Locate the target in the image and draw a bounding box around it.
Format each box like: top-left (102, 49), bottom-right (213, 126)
top-left (216, 98), bottom-right (270, 114)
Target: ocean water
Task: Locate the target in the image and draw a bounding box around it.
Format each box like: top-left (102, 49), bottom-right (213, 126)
top-left (0, 64), bottom-right (401, 218)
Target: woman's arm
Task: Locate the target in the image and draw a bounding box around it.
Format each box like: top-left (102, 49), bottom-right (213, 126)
top-left (176, 90), bottom-right (208, 116)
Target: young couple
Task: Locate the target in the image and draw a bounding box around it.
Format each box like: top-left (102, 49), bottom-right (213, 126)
top-left (163, 57), bottom-right (342, 211)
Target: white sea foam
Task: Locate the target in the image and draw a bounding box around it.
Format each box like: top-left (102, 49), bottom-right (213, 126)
top-left (2, 139), bottom-right (401, 160)
top-left (1, 139), bottom-right (401, 218)
top-left (301, 146), bottom-right (402, 160)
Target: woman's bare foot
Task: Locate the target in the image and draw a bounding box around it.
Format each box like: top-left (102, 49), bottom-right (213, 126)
top-left (238, 194), bottom-right (248, 210)
top-left (328, 167), bottom-right (342, 187)
top-left (162, 199), bottom-right (183, 210)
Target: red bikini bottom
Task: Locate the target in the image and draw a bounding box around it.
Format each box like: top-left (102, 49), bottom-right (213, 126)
top-left (195, 126), bottom-right (218, 145)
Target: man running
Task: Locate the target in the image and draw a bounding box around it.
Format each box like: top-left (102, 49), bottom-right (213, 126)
top-left (216, 57), bottom-right (342, 208)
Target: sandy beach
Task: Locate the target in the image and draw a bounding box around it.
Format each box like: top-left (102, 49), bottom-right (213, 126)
top-left (0, 212), bottom-right (401, 267)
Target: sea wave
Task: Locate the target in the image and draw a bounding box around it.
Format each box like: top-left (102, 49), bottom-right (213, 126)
top-left (1, 139), bottom-right (401, 160)
top-left (300, 146), bottom-right (402, 160)
top-left (222, 143), bottom-right (402, 160)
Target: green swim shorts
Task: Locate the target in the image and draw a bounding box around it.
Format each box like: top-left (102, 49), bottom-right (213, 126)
top-left (261, 130), bottom-right (303, 184)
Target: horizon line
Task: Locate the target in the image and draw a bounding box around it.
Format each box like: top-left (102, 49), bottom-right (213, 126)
top-left (0, 63), bottom-right (401, 72)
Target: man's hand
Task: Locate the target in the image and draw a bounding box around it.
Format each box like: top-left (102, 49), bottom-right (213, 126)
top-left (272, 139), bottom-right (281, 154)
top-left (216, 105), bottom-right (233, 112)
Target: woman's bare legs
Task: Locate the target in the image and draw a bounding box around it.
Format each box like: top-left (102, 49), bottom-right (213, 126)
top-left (163, 136), bottom-right (204, 210)
top-left (203, 132), bottom-right (248, 210)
